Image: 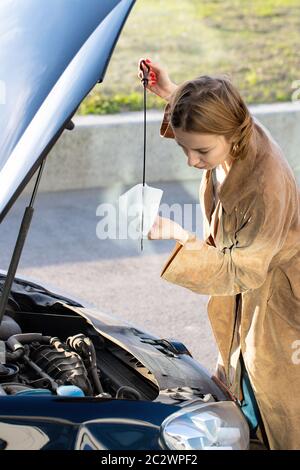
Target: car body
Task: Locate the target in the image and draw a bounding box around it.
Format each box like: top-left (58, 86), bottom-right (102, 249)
top-left (0, 0), bottom-right (250, 450)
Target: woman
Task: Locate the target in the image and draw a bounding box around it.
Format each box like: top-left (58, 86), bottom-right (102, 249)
top-left (138, 58), bottom-right (300, 450)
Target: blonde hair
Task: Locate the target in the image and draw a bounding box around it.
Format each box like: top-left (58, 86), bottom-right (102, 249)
top-left (168, 74), bottom-right (254, 161)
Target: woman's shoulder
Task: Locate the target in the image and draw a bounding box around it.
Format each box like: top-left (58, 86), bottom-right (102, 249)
top-left (253, 118), bottom-right (298, 192)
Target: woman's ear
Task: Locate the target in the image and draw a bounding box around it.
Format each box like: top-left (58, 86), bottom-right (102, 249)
top-left (226, 135), bottom-right (235, 145)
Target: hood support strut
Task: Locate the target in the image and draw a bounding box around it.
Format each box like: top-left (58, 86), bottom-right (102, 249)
top-left (0, 159), bottom-right (46, 326)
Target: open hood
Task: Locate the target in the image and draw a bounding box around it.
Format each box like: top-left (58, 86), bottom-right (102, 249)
top-left (0, 0), bottom-right (135, 222)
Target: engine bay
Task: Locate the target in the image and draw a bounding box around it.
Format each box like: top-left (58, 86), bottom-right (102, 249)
top-left (0, 310), bottom-right (158, 401)
top-left (0, 277), bottom-right (224, 406)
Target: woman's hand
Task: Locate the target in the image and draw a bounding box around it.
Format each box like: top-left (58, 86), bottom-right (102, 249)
top-left (137, 58), bottom-right (178, 101)
top-left (147, 215), bottom-right (189, 244)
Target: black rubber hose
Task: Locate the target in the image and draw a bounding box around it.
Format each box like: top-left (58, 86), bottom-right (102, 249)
top-left (7, 333), bottom-right (51, 352)
top-left (6, 348), bottom-right (24, 363)
top-left (67, 335), bottom-right (104, 394)
top-left (116, 386), bottom-right (142, 400)
top-left (22, 355), bottom-right (58, 392)
top-left (90, 365), bottom-right (104, 395)
top-left (84, 339), bottom-right (104, 394)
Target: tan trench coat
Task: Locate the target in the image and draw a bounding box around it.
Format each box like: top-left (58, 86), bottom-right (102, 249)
top-left (159, 102), bottom-right (300, 450)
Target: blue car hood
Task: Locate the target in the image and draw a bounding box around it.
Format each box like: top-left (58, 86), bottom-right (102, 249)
top-left (0, 0), bottom-right (135, 222)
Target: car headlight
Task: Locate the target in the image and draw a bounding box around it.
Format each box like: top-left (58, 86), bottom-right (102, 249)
top-left (160, 401), bottom-right (249, 450)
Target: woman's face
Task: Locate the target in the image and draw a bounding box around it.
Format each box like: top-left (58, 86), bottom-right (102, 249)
top-left (173, 127), bottom-right (233, 170)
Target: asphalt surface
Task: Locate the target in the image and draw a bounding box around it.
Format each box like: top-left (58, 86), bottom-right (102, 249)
top-left (0, 180), bottom-right (218, 372)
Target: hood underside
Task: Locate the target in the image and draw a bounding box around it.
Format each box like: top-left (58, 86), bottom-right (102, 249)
top-left (0, 0), bottom-right (135, 222)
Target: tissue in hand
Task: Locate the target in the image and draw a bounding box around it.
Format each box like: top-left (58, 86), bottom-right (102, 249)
top-left (118, 183), bottom-right (163, 239)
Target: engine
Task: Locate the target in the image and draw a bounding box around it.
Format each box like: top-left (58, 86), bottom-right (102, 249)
top-left (0, 315), bottom-right (112, 398)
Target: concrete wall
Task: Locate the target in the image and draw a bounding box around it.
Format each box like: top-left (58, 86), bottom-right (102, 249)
top-left (27, 101), bottom-right (300, 193)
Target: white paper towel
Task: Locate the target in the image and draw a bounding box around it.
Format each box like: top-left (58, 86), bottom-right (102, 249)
top-left (118, 183), bottom-right (163, 239)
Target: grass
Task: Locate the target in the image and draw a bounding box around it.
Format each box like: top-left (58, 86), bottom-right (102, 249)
top-left (79, 0), bottom-right (300, 115)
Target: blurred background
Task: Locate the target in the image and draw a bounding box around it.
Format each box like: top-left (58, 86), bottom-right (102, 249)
top-left (80, 0), bottom-right (300, 114)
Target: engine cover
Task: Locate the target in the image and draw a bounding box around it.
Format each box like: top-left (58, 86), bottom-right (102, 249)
top-left (30, 338), bottom-right (93, 395)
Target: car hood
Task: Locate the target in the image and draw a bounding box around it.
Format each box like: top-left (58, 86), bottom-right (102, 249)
top-left (0, 0), bottom-right (135, 222)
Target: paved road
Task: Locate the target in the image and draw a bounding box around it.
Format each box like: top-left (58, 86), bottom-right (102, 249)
top-left (0, 180), bottom-right (218, 372)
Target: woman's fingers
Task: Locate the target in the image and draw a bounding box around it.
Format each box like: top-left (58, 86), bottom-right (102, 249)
top-left (138, 57), bottom-right (160, 77)
top-left (138, 72), bottom-right (157, 87)
top-left (137, 57), bottom-right (171, 97)
top-left (138, 57), bottom-right (150, 75)
top-left (144, 58), bottom-right (161, 73)
top-left (147, 216), bottom-right (187, 242)
top-left (138, 70), bottom-right (157, 82)
top-left (138, 58), bottom-right (157, 85)
top-left (147, 215), bottom-right (161, 239)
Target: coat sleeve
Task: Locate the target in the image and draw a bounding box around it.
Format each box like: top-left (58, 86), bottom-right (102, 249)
top-left (160, 187), bottom-right (293, 296)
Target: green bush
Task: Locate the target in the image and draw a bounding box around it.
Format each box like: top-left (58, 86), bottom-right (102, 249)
top-left (79, 91), bottom-right (166, 115)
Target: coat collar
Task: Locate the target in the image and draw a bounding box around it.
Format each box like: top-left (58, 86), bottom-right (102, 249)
top-left (206, 125), bottom-right (259, 215)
